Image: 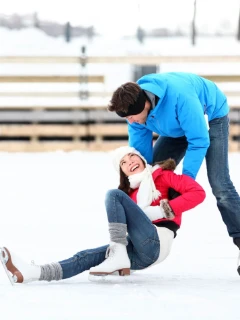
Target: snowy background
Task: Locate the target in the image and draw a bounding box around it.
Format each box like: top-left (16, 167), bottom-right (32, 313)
top-left (0, 22), bottom-right (240, 319)
top-left (1, 29), bottom-right (240, 109)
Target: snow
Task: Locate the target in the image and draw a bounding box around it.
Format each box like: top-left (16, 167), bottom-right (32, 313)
top-left (0, 151), bottom-right (240, 319)
top-left (0, 27), bottom-right (240, 319)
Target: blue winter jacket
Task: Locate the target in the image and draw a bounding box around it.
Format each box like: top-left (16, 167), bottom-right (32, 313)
top-left (128, 72), bottom-right (229, 179)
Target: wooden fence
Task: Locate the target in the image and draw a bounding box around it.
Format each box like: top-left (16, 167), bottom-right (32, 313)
top-left (0, 55), bottom-right (240, 152)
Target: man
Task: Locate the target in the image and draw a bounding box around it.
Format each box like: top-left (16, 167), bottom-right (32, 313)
top-left (108, 72), bottom-right (240, 274)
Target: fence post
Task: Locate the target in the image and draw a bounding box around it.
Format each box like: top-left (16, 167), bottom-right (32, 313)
top-left (79, 46), bottom-right (91, 145)
top-left (79, 46), bottom-right (88, 100)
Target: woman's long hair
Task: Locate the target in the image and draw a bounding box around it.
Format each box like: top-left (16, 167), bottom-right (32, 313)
top-left (118, 158), bottom-right (176, 195)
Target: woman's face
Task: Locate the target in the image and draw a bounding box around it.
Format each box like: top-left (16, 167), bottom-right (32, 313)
top-left (120, 153), bottom-right (145, 177)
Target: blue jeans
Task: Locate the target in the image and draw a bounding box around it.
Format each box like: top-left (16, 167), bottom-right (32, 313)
top-left (153, 115), bottom-right (240, 238)
top-left (59, 189), bottom-right (160, 279)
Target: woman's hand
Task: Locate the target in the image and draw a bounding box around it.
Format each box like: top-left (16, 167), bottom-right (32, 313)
top-left (143, 200), bottom-right (175, 221)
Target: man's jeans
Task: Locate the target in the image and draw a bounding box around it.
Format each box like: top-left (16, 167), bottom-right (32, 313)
top-left (153, 115), bottom-right (240, 238)
top-left (59, 189), bottom-right (160, 279)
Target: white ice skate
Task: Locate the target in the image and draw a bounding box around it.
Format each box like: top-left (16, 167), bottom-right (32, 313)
top-left (0, 247), bottom-right (40, 284)
top-left (89, 242), bottom-right (130, 277)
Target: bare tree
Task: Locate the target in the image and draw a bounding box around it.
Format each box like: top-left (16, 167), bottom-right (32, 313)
top-left (191, 0), bottom-right (197, 45)
top-left (237, 5), bottom-right (240, 41)
top-left (33, 12), bottom-right (40, 28)
top-left (65, 21), bottom-right (71, 43)
top-left (136, 26), bottom-right (145, 43)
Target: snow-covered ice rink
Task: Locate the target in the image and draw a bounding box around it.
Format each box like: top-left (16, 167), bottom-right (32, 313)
top-left (0, 150), bottom-right (239, 320)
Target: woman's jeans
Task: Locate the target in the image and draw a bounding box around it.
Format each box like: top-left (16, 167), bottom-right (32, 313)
top-left (60, 189), bottom-right (160, 279)
top-left (153, 115), bottom-right (240, 239)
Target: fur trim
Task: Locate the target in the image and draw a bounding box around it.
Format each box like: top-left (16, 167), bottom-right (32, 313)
top-left (158, 158), bottom-right (176, 171)
top-left (160, 199), bottom-right (175, 220)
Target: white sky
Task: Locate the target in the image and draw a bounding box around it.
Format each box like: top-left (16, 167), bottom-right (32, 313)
top-left (0, 0), bottom-right (239, 35)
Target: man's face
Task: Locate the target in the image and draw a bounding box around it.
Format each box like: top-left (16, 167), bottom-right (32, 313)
top-left (125, 100), bottom-right (151, 124)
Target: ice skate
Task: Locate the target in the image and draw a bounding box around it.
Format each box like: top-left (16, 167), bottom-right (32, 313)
top-left (0, 247), bottom-right (16, 285)
top-left (0, 247), bottom-right (41, 284)
top-left (237, 251), bottom-right (240, 276)
top-left (89, 242), bottom-right (130, 276)
top-left (233, 238), bottom-right (240, 276)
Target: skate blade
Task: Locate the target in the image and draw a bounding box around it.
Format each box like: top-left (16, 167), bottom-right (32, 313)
top-left (0, 248), bottom-right (15, 286)
top-left (88, 272), bottom-right (132, 284)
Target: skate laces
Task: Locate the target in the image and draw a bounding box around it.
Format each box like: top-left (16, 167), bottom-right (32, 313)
top-left (105, 245), bottom-right (116, 259)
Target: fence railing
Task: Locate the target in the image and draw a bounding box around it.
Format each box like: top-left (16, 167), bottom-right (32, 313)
top-left (0, 55), bottom-right (240, 152)
top-left (1, 55), bottom-right (240, 63)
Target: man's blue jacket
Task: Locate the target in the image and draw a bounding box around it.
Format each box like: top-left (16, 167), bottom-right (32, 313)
top-left (128, 72), bottom-right (229, 179)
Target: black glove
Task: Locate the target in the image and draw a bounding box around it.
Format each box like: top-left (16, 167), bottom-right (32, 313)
top-left (168, 188), bottom-right (181, 200)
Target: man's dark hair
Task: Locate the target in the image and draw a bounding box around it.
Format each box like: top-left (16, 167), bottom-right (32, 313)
top-left (108, 82), bottom-right (141, 113)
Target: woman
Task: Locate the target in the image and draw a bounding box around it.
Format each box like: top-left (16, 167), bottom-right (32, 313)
top-left (0, 146), bottom-right (205, 284)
